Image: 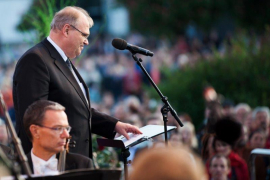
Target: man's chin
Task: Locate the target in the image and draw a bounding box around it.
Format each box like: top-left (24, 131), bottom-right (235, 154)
top-left (56, 146), bottom-right (65, 152)
top-left (76, 51), bottom-right (82, 57)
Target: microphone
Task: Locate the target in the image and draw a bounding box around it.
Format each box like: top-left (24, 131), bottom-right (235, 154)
top-left (112, 38), bottom-right (154, 57)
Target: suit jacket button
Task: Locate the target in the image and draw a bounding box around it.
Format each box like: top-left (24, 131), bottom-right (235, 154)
top-left (85, 139), bottom-right (89, 143)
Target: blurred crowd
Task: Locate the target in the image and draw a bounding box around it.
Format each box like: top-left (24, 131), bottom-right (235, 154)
top-left (0, 29), bottom-right (268, 179)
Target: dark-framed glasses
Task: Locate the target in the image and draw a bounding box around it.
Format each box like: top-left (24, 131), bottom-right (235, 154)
top-left (69, 24), bottom-right (89, 39)
top-left (36, 124), bottom-right (72, 134)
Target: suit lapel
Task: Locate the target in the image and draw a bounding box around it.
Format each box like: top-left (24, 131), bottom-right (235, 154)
top-left (71, 64), bottom-right (91, 108)
top-left (41, 39), bottom-right (90, 109)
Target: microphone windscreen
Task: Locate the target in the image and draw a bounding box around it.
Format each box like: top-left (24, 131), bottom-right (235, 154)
top-left (112, 38), bottom-right (127, 50)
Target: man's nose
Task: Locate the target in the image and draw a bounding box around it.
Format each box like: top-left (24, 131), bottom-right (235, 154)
top-left (61, 128), bottom-right (70, 138)
top-left (84, 38), bottom-right (89, 45)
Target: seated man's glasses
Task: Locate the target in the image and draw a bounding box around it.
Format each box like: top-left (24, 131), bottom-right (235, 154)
top-left (36, 124), bottom-right (72, 134)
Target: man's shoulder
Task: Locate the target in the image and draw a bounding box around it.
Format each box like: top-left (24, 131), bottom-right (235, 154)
top-left (26, 39), bottom-right (49, 55)
top-left (16, 41), bottom-right (47, 63)
top-left (65, 152), bottom-right (94, 170)
top-left (67, 152), bottom-right (91, 160)
top-left (15, 39), bottom-right (53, 70)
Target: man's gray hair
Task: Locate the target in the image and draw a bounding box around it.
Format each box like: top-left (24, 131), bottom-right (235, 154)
top-left (50, 6), bottom-right (94, 30)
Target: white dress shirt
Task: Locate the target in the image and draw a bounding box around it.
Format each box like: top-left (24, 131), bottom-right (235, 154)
top-left (31, 149), bottom-right (59, 175)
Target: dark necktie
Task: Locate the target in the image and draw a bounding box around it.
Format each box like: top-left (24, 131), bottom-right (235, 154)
top-left (66, 59), bottom-right (77, 78)
top-left (65, 59), bottom-right (88, 104)
top-left (66, 59), bottom-right (73, 72)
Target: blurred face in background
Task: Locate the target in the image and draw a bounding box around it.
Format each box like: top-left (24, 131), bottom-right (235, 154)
top-left (235, 107), bottom-right (249, 124)
top-left (210, 156), bottom-right (230, 180)
top-left (169, 133), bottom-right (182, 147)
top-left (215, 140), bottom-right (231, 156)
top-left (255, 111), bottom-right (269, 132)
top-left (180, 128), bottom-right (192, 145)
top-left (249, 131), bottom-right (266, 149)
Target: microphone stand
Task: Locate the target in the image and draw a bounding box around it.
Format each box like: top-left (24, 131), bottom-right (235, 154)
top-left (121, 148), bottom-right (130, 180)
top-left (131, 54), bottom-right (184, 145)
top-left (0, 92), bottom-right (32, 178)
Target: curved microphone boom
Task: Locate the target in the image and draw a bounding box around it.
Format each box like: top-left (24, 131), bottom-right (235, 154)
top-left (112, 38), bottom-right (154, 57)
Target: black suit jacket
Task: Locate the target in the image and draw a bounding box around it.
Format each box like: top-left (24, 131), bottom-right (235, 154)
top-left (26, 152), bottom-right (93, 174)
top-left (13, 38), bottom-right (118, 158)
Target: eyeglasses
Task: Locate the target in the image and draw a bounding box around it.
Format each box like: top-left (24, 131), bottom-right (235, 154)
top-left (36, 124), bottom-right (72, 134)
top-left (69, 24), bottom-right (89, 39)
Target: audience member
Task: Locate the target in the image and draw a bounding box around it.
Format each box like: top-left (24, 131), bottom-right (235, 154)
top-left (234, 103), bottom-right (251, 125)
top-left (252, 107), bottom-right (270, 133)
top-left (208, 116), bottom-right (249, 180)
top-left (129, 146), bottom-right (208, 180)
top-left (209, 155), bottom-right (231, 180)
top-left (179, 121), bottom-right (198, 152)
top-left (252, 107), bottom-right (270, 148)
top-left (249, 129), bottom-right (266, 149)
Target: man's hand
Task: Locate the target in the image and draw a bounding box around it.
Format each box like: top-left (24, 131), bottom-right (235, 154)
top-left (115, 121), bottom-right (142, 140)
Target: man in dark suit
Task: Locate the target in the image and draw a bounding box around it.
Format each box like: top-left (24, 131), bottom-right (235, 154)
top-left (13, 6), bottom-right (141, 158)
top-left (23, 100), bottom-right (93, 175)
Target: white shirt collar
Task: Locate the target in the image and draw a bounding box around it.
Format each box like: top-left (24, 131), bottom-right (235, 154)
top-left (47, 36), bottom-right (68, 62)
top-left (31, 149), bottom-right (59, 175)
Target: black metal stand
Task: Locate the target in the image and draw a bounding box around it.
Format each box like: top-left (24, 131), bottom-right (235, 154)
top-left (0, 92), bottom-right (32, 179)
top-left (131, 54), bottom-right (184, 144)
top-left (121, 148), bottom-right (130, 180)
top-left (161, 104), bottom-right (169, 145)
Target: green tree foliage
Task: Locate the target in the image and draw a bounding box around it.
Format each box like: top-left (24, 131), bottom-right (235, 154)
top-left (117, 0), bottom-right (270, 38)
top-left (92, 135), bottom-right (120, 168)
top-left (148, 31), bottom-right (270, 129)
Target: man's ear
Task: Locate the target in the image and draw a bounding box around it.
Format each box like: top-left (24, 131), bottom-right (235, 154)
top-left (29, 125), bottom-right (40, 139)
top-left (62, 24), bottom-right (70, 37)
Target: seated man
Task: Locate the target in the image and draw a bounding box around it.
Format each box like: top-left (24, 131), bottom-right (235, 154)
top-left (23, 100), bottom-right (93, 175)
